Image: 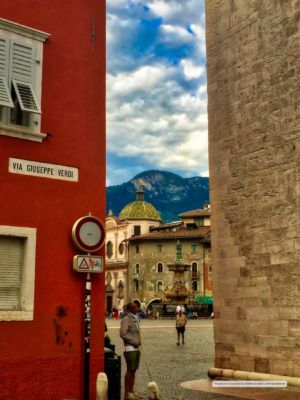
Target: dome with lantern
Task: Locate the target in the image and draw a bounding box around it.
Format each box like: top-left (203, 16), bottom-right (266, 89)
top-left (119, 188), bottom-right (162, 222)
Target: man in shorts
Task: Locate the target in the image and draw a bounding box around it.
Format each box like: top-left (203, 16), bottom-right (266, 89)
top-left (120, 302), bottom-right (141, 400)
top-left (176, 309), bottom-right (187, 345)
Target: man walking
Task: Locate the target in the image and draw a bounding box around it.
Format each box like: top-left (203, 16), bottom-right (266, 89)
top-left (120, 302), bottom-right (141, 400)
top-left (176, 309), bottom-right (187, 345)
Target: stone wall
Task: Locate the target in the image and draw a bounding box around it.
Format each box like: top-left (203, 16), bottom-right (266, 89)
top-left (206, 0), bottom-right (300, 376)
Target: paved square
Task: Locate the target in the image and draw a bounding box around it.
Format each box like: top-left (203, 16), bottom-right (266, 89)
top-left (106, 318), bottom-right (242, 400)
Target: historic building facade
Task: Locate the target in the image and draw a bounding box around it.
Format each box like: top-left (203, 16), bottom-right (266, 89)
top-left (105, 190), bottom-right (212, 311)
top-left (105, 191), bottom-right (212, 313)
top-left (105, 189), bottom-right (161, 313)
top-left (0, 2), bottom-right (106, 399)
top-left (206, 0), bottom-right (300, 377)
top-left (128, 207), bottom-right (212, 310)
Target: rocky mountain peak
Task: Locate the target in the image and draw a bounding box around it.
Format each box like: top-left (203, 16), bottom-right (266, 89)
top-left (107, 170), bottom-right (209, 223)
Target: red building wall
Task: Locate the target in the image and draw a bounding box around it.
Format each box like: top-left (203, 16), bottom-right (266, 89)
top-left (0, 1), bottom-right (106, 399)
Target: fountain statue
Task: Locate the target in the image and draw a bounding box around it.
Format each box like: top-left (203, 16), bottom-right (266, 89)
top-left (164, 240), bottom-right (191, 304)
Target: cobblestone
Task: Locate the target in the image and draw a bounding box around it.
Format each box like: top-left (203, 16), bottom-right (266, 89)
top-left (106, 319), bottom-right (244, 400)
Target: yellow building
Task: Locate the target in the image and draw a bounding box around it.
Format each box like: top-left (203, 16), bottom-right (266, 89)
top-left (104, 189), bottom-right (161, 313)
top-left (128, 206), bottom-right (212, 313)
top-left (105, 189), bottom-right (212, 315)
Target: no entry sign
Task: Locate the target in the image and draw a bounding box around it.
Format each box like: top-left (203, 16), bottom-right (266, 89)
top-left (72, 215), bottom-right (105, 253)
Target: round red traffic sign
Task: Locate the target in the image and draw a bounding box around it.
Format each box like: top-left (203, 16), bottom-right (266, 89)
top-left (72, 215), bottom-right (105, 253)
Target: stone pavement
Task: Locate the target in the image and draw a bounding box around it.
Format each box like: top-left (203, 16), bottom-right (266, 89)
top-left (106, 318), bottom-right (243, 400)
top-left (106, 318), bottom-right (300, 400)
top-left (181, 379), bottom-right (300, 400)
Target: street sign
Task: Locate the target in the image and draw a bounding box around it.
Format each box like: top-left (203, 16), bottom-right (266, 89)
top-left (71, 215), bottom-right (105, 400)
top-left (73, 255), bottom-right (103, 273)
top-left (72, 215), bottom-right (105, 253)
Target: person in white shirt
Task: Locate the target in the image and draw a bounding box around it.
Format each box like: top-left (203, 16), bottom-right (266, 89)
top-left (120, 302), bottom-right (141, 400)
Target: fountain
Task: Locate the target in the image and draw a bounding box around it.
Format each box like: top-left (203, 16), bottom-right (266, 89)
top-left (164, 240), bottom-right (191, 304)
top-left (149, 240), bottom-right (212, 318)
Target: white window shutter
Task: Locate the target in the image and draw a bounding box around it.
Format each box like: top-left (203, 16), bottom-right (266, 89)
top-left (0, 76), bottom-right (14, 108)
top-left (12, 79), bottom-right (41, 114)
top-left (0, 237), bottom-right (23, 311)
top-left (10, 41), bottom-right (34, 83)
top-left (10, 40), bottom-right (41, 113)
top-left (0, 37), bottom-right (14, 108)
top-left (0, 37), bottom-right (10, 79)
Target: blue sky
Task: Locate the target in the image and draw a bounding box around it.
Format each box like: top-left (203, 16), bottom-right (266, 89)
top-left (106, 0), bottom-right (207, 186)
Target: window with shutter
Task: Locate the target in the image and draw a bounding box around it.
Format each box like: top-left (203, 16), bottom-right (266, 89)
top-left (0, 18), bottom-right (49, 142)
top-left (10, 41), bottom-right (34, 83)
top-left (12, 80), bottom-right (41, 114)
top-left (0, 76), bottom-right (14, 108)
top-left (0, 38), bottom-right (14, 109)
top-left (9, 41), bottom-right (40, 126)
top-left (10, 41), bottom-right (41, 114)
top-left (0, 37), bottom-right (9, 78)
top-left (0, 237), bottom-right (23, 310)
top-left (0, 226), bottom-right (37, 321)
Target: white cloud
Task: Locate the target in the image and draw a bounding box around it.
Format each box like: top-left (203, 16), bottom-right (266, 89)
top-left (106, 164), bottom-right (145, 187)
top-left (106, 0), bottom-right (208, 185)
top-left (147, 0), bottom-right (178, 18)
top-left (108, 65), bottom-right (169, 95)
top-left (190, 23), bottom-right (206, 58)
top-left (107, 63), bottom-right (208, 180)
top-left (181, 59), bottom-right (205, 80)
top-left (160, 24), bottom-right (194, 45)
top-left (147, 0), bottom-right (205, 27)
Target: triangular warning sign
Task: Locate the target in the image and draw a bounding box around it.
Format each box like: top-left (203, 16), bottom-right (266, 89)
top-left (79, 258), bottom-right (89, 270)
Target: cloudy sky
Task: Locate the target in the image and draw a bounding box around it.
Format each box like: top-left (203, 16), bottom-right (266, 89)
top-left (106, 0), bottom-right (207, 186)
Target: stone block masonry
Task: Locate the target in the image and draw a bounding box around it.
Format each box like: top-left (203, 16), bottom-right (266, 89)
top-left (206, 0), bottom-right (300, 377)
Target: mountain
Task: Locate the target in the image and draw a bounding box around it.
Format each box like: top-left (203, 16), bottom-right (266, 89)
top-left (106, 170), bottom-right (209, 223)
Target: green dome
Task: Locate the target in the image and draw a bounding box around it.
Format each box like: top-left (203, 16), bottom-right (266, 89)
top-left (119, 200), bottom-right (161, 221)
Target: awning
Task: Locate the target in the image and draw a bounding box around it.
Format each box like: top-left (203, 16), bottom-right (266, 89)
top-left (196, 296), bottom-right (213, 304)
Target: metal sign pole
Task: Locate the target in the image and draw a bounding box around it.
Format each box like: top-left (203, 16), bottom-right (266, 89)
top-left (71, 214), bottom-right (105, 400)
top-left (84, 272), bottom-right (91, 400)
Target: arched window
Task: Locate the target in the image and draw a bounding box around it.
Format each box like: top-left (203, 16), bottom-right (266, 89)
top-left (117, 281), bottom-right (124, 299)
top-left (157, 262), bottom-right (163, 273)
top-left (157, 281), bottom-right (163, 292)
top-left (136, 245), bottom-right (139, 254)
top-left (118, 242), bottom-right (124, 255)
top-left (192, 262), bottom-right (198, 273)
top-left (135, 264), bottom-right (140, 274)
top-left (133, 279), bottom-right (139, 292)
top-left (192, 280), bottom-right (198, 291)
top-left (106, 241), bottom-right (113, 258)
